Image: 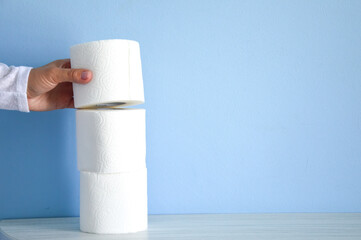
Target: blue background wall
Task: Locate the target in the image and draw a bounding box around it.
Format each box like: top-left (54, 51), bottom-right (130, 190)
top-left (1, 0), bottom-right (361, 219)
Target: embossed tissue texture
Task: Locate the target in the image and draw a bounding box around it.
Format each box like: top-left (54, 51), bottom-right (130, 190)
top-left (76, 109), bottom-right (146, 173)
top-left (80, 169), bottom-right (148, 234)
top-left (70, 39), bottom-right (144, 108)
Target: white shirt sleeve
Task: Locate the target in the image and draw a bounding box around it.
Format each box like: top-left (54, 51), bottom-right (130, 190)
top-left (0, 63), bottom-right (32, 112)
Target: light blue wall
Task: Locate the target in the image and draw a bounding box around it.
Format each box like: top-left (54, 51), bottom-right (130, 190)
top-left (1, 0), bottom-right (361, 219)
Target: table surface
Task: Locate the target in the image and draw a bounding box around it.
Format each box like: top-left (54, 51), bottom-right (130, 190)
top-left (1, 213), bottom-right (361, 240)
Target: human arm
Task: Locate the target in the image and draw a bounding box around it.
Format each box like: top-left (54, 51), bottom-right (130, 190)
top-left (0, 59), bottom-right (92, 112)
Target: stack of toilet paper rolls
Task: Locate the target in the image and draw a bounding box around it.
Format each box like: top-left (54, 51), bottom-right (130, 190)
top-left (70, 39), bottom-right (147, 234)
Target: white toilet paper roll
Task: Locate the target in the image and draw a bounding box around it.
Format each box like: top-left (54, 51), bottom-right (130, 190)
top-left (80, 168), bottom-right (148, 234)
top-left (70, 39), bottom-right (144, 108)
top-left (76, 108), bottom-right (146, 173)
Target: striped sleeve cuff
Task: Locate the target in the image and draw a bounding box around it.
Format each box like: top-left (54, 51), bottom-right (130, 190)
top-left (16, 66), bottom-right (32, 112)
top-left (0, 66), bottom-right (32, 112)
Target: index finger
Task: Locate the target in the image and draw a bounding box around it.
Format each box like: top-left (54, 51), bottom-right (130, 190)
top-left (52, 59), bottom-right (71, 68)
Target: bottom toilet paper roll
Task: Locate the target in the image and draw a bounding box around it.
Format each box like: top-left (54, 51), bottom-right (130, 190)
top-left (80, 168), bottom-right (148, 234)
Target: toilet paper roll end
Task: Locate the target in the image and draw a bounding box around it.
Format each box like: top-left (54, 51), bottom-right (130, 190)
top-left (75, 100), bottom-right (144, 109)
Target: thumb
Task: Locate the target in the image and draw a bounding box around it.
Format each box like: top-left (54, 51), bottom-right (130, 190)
top-left (57, 68), bottom-right (92, 84)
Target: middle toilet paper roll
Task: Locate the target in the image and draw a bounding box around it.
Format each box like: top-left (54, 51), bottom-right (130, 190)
top-left (76, 108), bottom-right (146, 173)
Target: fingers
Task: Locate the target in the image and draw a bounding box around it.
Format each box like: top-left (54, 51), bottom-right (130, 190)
top-left (48, 59), bottom-right (92, 84)
top-left (67, 98), bottom-right (75, 108)
top-left (56, 68), bottom-right (92, 84)
top-left (49, 82), bottom-right (75, 110)
top-left (52, 59), bottom-right (71, 68)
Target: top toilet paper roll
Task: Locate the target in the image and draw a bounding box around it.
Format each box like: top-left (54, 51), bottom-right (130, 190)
top-left (70, 39), bottom-right (144, 108)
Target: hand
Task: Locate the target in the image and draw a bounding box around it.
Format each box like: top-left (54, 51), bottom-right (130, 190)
top-left (27, 59), bottom-right (92, 111)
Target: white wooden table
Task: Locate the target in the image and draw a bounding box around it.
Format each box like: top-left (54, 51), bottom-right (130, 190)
top-left (1, 213), bottom-right (361, 239)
